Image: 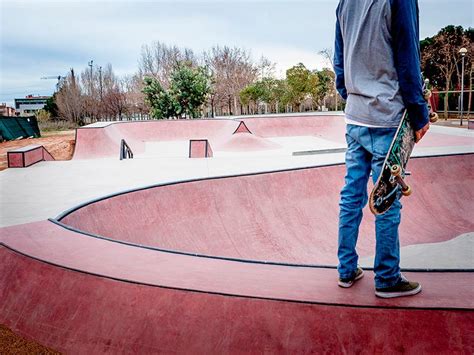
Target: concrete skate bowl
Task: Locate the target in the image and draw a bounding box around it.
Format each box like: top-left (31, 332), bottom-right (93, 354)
top-left (56, 154), bottom-right (474, 269)
top-left (72, 115), bottom-right (349, 159)
top-left (1, 154), bottom-right (473, 353)
top-left (72, 114), bottom-right (474, 159)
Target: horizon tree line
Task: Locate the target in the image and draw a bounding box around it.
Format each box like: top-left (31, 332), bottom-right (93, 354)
top-left (43, 25), bottom-right (472, 123)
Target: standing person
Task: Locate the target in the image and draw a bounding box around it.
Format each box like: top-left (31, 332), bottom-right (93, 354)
top-left (334, 0), bottom-right (430, 298)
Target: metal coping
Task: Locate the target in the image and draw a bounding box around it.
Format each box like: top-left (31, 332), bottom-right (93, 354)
top-left (2, 243), bottom-right (470, 311)
top-left (50, 152), bottom-right (474, 273)
top-left (76, 113), bottom-right (343, 130)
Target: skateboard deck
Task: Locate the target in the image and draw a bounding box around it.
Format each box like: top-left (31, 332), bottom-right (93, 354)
top-left (369, 89), bottom-right (438, 215)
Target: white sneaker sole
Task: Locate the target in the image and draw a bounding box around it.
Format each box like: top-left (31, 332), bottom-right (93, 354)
top-left (338, 269), bottom-right (364, 288)
top-left (375, 284), bottom-right (422, 298)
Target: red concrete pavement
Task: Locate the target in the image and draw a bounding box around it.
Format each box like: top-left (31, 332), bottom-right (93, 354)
top-left (72, 115), bottom-right (474, 159)
top-left (1, 153), bottom-right (473, 352)
top-left (59, 154), bottom-right (474, 265)
top-left (2, 247), bottom-right (472, 354)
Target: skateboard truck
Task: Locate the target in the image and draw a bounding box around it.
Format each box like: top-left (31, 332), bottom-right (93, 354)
top-left (390, 164), bottom-right (412, 196)
top-left (423, 89), bottom-right (439, 123)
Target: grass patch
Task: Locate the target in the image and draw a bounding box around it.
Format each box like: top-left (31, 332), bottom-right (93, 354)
top-left (39, 120), bottom-right (79, 132)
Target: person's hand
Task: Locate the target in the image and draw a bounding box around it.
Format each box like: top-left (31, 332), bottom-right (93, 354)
top-left (415, 122), bottom-right (430, 143)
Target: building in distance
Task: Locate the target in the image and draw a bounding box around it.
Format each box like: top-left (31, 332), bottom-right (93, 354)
top-left (0, 103), bottom-right (16, 117)
top-left (14, 95), bottom-right (51, 116)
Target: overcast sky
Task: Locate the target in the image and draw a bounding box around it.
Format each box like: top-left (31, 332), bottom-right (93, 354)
top-left (0, 0), bottom-right (472, 106)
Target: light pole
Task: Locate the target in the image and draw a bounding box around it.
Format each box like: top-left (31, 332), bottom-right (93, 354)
top-left (459, 47), bottom-right (467, 125)
top-left (99, 66), bottom-right (103, 101)
top-left (88, 60), bottom-right (94, 96)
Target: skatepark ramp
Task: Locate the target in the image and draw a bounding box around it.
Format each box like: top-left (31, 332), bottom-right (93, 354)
top-left (72, 115), bottom-right (474, 159)
top-left (7, 144), bottom-right (55, 168)
top-left (57, 154), bottom-right (474, 269)
top-left (1, 153), bottom-right (472, 353)
top-left (72, 115), bottom-right (347, 159)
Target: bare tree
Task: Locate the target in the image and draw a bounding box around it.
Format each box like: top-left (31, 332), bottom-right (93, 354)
top-left (99, 64), bottom-right (127, 120)
top-left (122, 74), bottom-right (149, 119)
top-left (56, 68), bottom-right (84, 123)
top-left (80, 64), bottom-right (102, 121)
top-left (138, 41), bottom-right (197, 89)
top-left (318, 48), bottom-right (334, 68)
top-left (203, 46), bottom-right (258, 115)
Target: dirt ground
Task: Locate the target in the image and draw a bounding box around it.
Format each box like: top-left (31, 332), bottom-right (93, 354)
top-left (0, 131), bottom-right (75, 171)
top-left (0, 324), bottom-right (60, 354)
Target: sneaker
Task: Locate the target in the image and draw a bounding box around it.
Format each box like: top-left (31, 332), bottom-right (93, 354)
top-left (338, 267), bottom-right (364, 288)
top-left (375, 277), bottom-right (422, 298)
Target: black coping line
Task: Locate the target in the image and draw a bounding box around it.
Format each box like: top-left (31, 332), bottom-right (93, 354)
top-left (293, 148), bottom-right (347, 156)
top-left (75, 114), bottom-right (341, 130)
top-left (71, 128), bottom-right (78, 159)
top-left (54, 152), bottom-right (473, 221)
top-left (7, 150), bottom-right (27, 168)
top-left (7, 145), bottom-right (55, 167)
top-left (24, 146), bottom-right (42, 167)
top-left (1, 244), bottom-right (472, 312)
top-left (8, 144), bottom-right (41, 153)
top-left (77, 118), bottom-right (239, 130)
top-left (6, 151), bottom-right (14, 168)
top-left (48, 218), bottom-right (474, 273)
top-left (55, 160), bottom-right (347, 220)
top-left (232, 121), bottom-right (253, 135)
top-left (49, 153), bottom-right (474, 273)
top-left (188, 139), bottom-right (211, 158)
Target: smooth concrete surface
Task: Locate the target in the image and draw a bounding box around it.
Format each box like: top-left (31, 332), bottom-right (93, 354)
top-left (57, 155), bottom-right (473, 269)
top-left (3, 220), bottom-right (473, 309)
top-left (72, 115), bottom-right (474, 160)
top-left (2, 247), bottom-right (471, 354)
top-left (0, 154), bottom-right (348, 227)
top-left (1, 113), bottom-right (473, 353)
top-left (360, 233), bottom-right (474, 269)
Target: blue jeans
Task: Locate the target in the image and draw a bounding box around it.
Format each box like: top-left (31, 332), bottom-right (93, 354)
top-left (338, 124), bottom-right (402, 288)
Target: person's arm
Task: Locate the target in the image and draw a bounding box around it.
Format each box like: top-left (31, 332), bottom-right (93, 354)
top-left (334, 4), bottom-right (347, 100)
top-left (391, 0), bottom-right (429, 136)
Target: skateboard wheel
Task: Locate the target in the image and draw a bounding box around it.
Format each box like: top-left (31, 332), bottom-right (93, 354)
top-left (402, 185), bottom-right (412, 197)
top-left (423, 89), bottom-right (431, 100)
top-left (391, 165), bottom-right (401, 176)
top-left (429, 112), bottom-right (439, 123)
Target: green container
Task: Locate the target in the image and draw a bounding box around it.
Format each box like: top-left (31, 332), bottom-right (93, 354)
top-left (0, 116), bottom-right (41, 141)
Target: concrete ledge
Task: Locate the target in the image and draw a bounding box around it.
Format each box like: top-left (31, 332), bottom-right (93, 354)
top-left (189, 139), bottom-right (213, 158)
top-left (7, 144), bottom-right (54, 168)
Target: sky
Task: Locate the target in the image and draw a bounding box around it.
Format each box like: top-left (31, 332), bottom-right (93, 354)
top-left (0, 0), bottom-right (473, 106)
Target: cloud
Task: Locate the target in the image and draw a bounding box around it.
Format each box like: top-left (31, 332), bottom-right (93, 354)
top-left (1, 0), bottom-right (472, 106)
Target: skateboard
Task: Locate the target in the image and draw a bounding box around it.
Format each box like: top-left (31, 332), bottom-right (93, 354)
top-left (369, 88), bottom-right (438, 215)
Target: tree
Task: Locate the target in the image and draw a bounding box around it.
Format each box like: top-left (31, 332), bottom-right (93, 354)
top-left (101, 64), bottom-right (128, 120)
top-left (36, 109), bottom-right (51, 123)
top-left (421, 26), bottom-right (473, 117)
top-left (143, 64), bottom-right (210, 119)
top-left (44, 95), bottom-right (59, 118)
top-left (56, 68), bottom-right (84, 124)
top-left (143, 77), bottom-right (178, 119)
top-left (204, 46), bottom-right (258, 115)
top-left (138, 41), bottom-right (197, 89)
top-left (122, 74), bottom-right (149, 119)
top-left (286, 63), bottom-right (311, 108)
top-left (170, 64), bottom-right (211, 118)
top-left (240, 84), bottom-right (264, 114)
top-left (308, 69), bottom-right (334, 109)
